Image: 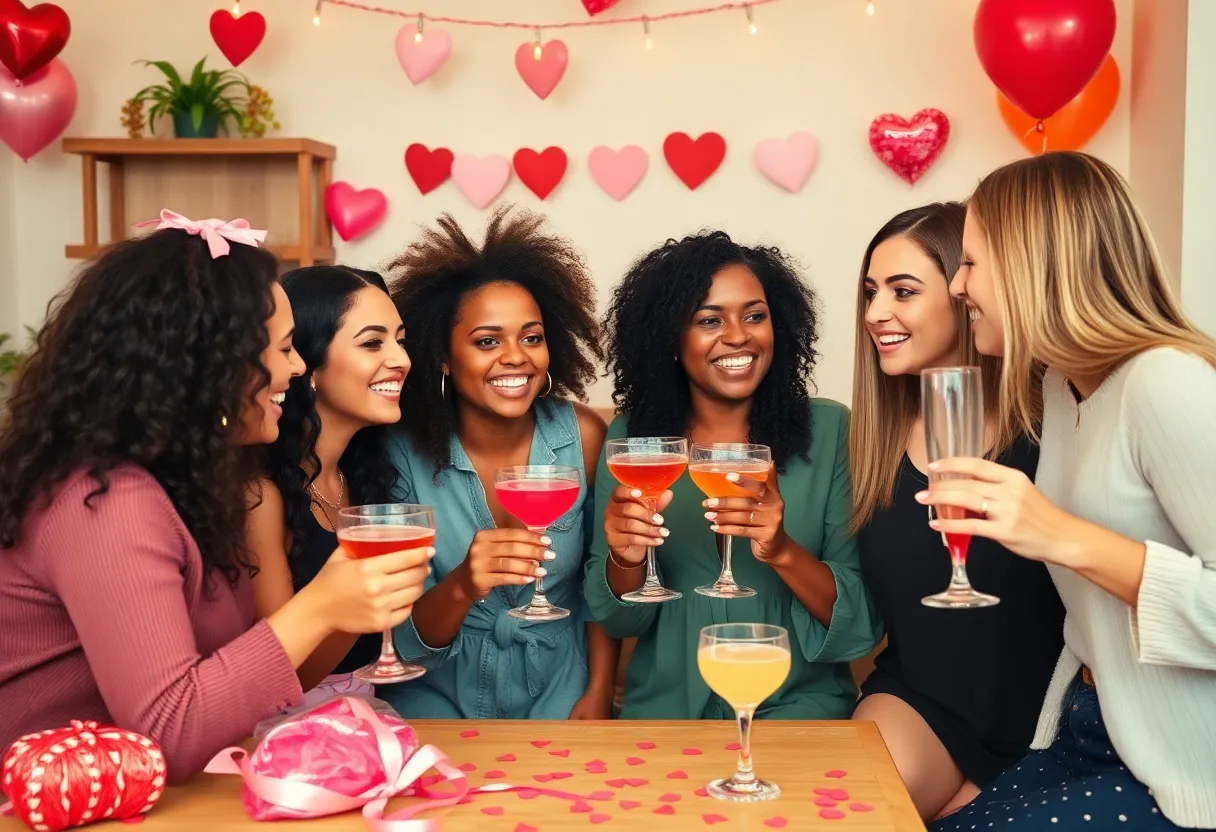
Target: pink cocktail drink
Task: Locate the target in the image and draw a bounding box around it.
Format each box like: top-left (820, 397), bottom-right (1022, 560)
top-left (337, 524), bottom-right (436, 559)
top-left (495, 478), bottom-right (580, 530)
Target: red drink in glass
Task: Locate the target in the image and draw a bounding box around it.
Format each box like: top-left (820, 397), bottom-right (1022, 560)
top-left (607, 454), bottom-right (687, 497)
top-left (337, 524), bottom-right (436, 559)
top-left (495, 479), bottom-right (580, 529)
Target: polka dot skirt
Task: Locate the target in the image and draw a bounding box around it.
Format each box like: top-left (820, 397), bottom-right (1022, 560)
top-left (930, 671), bottom-right (1191, 832)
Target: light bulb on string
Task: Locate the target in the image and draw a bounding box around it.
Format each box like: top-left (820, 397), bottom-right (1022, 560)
top-left (312, 0), bottom-right (322, 26)
top-left (643, 16), bottom-right (653, 50)
top-left (745, 5), bottom-right (757, 35)
top-left (231, 0), bottom-right (241, 17)
top-left (533, 27), bottom-right (543, 60)
top-left (866, 1), bottom-right (875, 16)
top-left (415, 13), bottom-right (424, 43)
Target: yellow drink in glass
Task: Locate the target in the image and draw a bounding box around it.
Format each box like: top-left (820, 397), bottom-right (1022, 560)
top-left (697, 642), bottom-right (791, 709)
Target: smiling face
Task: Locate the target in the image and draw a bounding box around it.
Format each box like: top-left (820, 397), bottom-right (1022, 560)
top-left (446, 281), bottom-right (550, 421)
top-left (951, 208), bottom-right (1005, 357)
top-left (679, 264), bottom-right (774, 404)
top-left (311, 286), bottom-right (411, 429)
top-left (862, 235), bottom-right (960, 377)
top-left (236, 282), bottom-right (305, 446)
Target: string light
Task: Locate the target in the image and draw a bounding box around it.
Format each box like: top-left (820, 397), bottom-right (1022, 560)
top-left (313, 0), bottom-right (322, 26)
top-left (415, 13), bottom-right (424, 42)
top-left (533, 26), bottom-right (543, 60)
top-left (231, 0), bottom-right (241, 16)
top-left (745, 4), bottom-right (757, 35)
top-left (866, 1), bottom-right (874, 16)
top-left (643, 16), bottom-right (653, 50)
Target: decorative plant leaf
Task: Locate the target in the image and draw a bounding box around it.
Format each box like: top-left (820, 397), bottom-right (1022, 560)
top-left (131, 57), bottom-right (256, 135)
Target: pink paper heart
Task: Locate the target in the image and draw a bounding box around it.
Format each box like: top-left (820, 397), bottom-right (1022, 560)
top-left (323, 182), bottom-right (388, 242)
top-left (550, 772), bottom-right (574, 780)
top-left (496, 753), bottom-right (517, 762)
top-left (533, 773), bottom-right (555, 783)
top-left (394, 24), bottom-right (451, 85)
top-left (451, 154), bottom-right (511, 209)
top-left (549, 749), bottom-right (571, 757)
top-left (826, 769), bottom-right (848, 778)
top-left (624, 778), bottom-right (648, 787)
top-left (590, 813), bottom-right (612, 824)
top-left (814, 797), bottom-right (838, 807)
top-left (587, 145), bottom-right (648, 201)
top-left (515, 40), bottom-right (568, 99)
top-left (763, 818), bottom-right (788, 828)
top-left (458, 729), bottom-right (479, 738)
top-left (605, 778), bottom-right (628, 788)
top-left (694, 787), bottom-right (709, 797)
top-left (530, 739), bottom-right (551, 748)
top-left (724, 742), bottom-right (741, 751)
top-left (850, 803), bottom-right (873, 812)
top-left (459, 762), bottom-right (477, 772)
top-left (625, 757), bottom-right (645, 766)
top-left (515, 825), bottom-right (539, 832)
top-left (636, 741), bottom-right (657, 750)
top-left (666, 770), bottom-right (688, 779)
top-left (654, 805), bottom-right (675, 815)
top-left (485, 770), bottom-right (507, 779)
top-left (588, 790), bottom-right (614, 800)
top-left (481, 806), bottom-right (504, 816)
top-left (819, 808), bottom-right (846, 820)
top-left (814, 788), bottom-right (850, 801)
top-left (619, 800), bottom-right (641, 810)
top-left (703, 815), bottom-right (728, 825)
top-left (753, 131), bottom-right (818, 193)
top-left (682, 748), bottom-right (703, 756)
top-left (658, 792), bottom-right (682, 802)
top-left (571, 801), bottom-right (593, 813)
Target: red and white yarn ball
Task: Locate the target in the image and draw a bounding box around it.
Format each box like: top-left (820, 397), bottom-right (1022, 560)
top-left (2, 721), bottom-right (166, 832)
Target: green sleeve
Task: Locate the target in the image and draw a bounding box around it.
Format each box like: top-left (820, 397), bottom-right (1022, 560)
top-left (790, 404), bottom-right (883, 663)
top-left (581, 415), bottom-right (660, 639)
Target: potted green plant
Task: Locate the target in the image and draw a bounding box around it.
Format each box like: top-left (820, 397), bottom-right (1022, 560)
top-left (128, 58), bottom-right (259, 139)
top-left (0, 326), bottom-right (36, 390)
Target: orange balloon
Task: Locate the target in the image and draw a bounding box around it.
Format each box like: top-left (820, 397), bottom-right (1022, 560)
top-left (998, 54), bottom-right (1120, 155)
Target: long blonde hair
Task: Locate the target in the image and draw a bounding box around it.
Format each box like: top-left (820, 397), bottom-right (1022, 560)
top-left (849, 203), bottom-right (1009, 534)
top-left (969, 151), bottom-right (1216, 438)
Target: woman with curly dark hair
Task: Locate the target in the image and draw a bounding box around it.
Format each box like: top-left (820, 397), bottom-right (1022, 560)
top-left (0, 214), bottom-right (431, 781)
top-left (588, 230), bottom-right (881, 719)
top-left (247, 265), bottom-right (420, 705)
top-left (382, 205), bottom-right (619, 720)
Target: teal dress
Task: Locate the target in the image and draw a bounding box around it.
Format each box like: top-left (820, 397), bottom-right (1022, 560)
top-left (584, 399), bottom-right (882, 720)
top-left (384, 398), bottom-right (591, 719)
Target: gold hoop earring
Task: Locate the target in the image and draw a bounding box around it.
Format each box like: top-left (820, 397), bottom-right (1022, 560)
top-left (540, 371), bottom-right (553, 398)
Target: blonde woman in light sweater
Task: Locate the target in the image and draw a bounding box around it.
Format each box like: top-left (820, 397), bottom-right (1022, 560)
top-left (923, 152), bottom-right (1215, 832)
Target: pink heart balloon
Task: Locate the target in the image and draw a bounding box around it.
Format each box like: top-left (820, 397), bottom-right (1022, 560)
top-left (323, 182), bottom-right (388, 242)
top-left (514, 40), bottom-right (568, 100)
top-left (394, 24), bottom-right (451, 85)
top-left (451, 154), bottom-right (511, 209)
top-left (753, 132), bottom-right (818, 193)
top-left (587, 145), bottom-right (648, 201)
top-left (0, 57), bottom-right (76, 162)
top-left (868, 108), bottom-right (951, 185)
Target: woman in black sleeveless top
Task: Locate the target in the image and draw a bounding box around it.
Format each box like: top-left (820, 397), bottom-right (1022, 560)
top-left (848, 204), bottom-right (1064, 821)
top-left (246, 266), bottom-right (419, 701)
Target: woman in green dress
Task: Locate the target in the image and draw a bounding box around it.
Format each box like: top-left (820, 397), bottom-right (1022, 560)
top-left (585, 231), bottom-right (882, 719)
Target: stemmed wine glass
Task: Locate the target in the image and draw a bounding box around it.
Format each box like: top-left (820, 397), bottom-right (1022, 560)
top-left (697, 623), bottom-right (791, 802)
top-left (336, 504), bottom-right (434, 685)
top-left (921, 366), bottom-right (1000, 608)
top-left (605, 437), bottom-right (689, 603)
top-left (690, 443), bottom-right (772, 599)
top-left (495, 465), bottom-right (582, 621)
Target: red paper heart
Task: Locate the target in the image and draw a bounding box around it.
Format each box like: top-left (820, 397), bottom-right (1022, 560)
top-left (663, 131), bottom-right (726, 190)
top-left (666, 769), bottom-right (688, 779)
top-left (659, 792), bottom-right (682, 802)
top-left (571, 801), bottom-right (593, 813)
top-left (654, 805), bottom-right (676, 815)
top-left (481, 806), bottom-right (504, 816)
top-left (530, 740), bottom-right (551, 748)
top-left (405, 143), bottom-right (454, 195)
top-left (590, 813), bottom-right (612, 824)
top-left (513, 147), bottom-right (567, 200)
top-left (588, 790), bottom-right (614, 800)
top-left (619, 800), bottom-right (641, 810)
top-left (496, 753), bottom-right (517, 762)
top-left (624, 778), bottom-right (647, 787)
top-left (868, 109), bottom-right (950, 185)
top-left (606, 778), bottom-right (628, 788)
top-left (324, 182), bottom-right (388, 242)
top-left (625, 756), bottom-right (645, 766)
top-left (636, 741), bottom-right (656, 750)
top-left (703, 815), bottom-right (728, 825)
top-left (763, 818), bottom-right (788, 828)
top-left (581, 0), bottom-right (621, 15)
top-left (826, 769), bottom-right (848, 778)
top-left (549, 749), bottom-right (571, 758)
top-left (458, 762), bottom-right (477, 772)
top-left (485, 770), bottom-right (507, 779)
top-left (458, 729), bottom-right (479, 738)
top-left (209, 9), bottom-right (266, 67)
top-left (0, 0), bottom-right (70, 80)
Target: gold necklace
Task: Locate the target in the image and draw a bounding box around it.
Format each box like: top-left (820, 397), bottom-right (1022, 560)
top-left (309, 470), bottom-right (346, 510)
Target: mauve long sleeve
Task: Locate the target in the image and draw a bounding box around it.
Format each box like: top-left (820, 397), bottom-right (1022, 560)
top-left (10, 468), bottom-right (303, 782)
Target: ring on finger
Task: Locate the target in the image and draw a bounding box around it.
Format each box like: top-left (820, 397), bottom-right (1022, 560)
top-left (981, 499), bottom-right (989, 516)
top-left (749, 511), bottom-right (755, 524)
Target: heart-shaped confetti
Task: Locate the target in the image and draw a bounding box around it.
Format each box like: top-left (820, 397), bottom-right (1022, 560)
top-left (694, 787), bottom-right (709, 797)
top-left (626, 756), bottom-right (645, 766)
top-left (724, 742), bottom-right (741, 751)
top-left (654, 805), bottom-right (676, 815)
top-left (682, 748), bottom-right (703, 756)
top-left (620, 800), bottom-right (641, 810)
top-left (606, 778), bottom-right (628, 788)
top-left (515, 825), bottom-right (539, 832)
top-left (518, 789), bottom-right (541, 800)
top-left (534, 774), bottom-right (555, 783)
top-left (826, 769), bottom-right (848, 778)
top-left (703, 815), bottom-right (728, 825)
top-left (481, 806), bottom-right (504, 816)
top-left (531, 740), bottom-right (552, 748)
top-left (588, 790), bottom-right (615, 801)
top-left (819, 808), bottom-right (847, 820)
top-left (763, 818), bottom-right (788, 829)
top-left (586, 762), bottom-right (609, 773)
top-left (814, 788), bottom-right (850, 801)
top-left (659, 792), bottom-right (682, 802)
top-left (459, 729), bottom-right (480, 738)
top-left (551, 772), bottom-right (573, 780)
top-left (590, 814), bottom-right (612, 824)
top-left (550, 749), bottom-right (571, 758)
top-left (850, 803), bottom-right (873, 812)
top-left (459, 762), bottom-right (477, 772)
top-left (625, 778), bottom-right (648, 787)
top-left (571, 801), bottom-right (593, 813)
top-left (637, 741), bottom-right (656, 749)
top-left (497, 753), bottom-right (517, 762)
top-left (667, 770), bottom-right (688, 779)
top-left (814, 797), bottom-right (838, 807)
top-left (485, 770), bottom-right (507, 779)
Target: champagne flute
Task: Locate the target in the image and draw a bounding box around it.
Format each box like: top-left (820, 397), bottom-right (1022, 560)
top-left (336, 504), bottom-right (434, 684)
top-left (921, 366), bottom-right (1000, 608)
top-left (690, 443), bottom-right (771, 599)
top-left (697, 623), bottom-right (791, 802)
top-left (495, 465), bottom-right (582, 622)
top-left (605, 437), bottom-right (689, 603)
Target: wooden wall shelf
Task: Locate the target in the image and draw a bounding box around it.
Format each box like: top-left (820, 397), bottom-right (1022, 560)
top-left (61, 138), bottom-right (337, 265)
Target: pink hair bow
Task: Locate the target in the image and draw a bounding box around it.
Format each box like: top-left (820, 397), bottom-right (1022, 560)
top-left (133, 209), bottom-right (268, 259)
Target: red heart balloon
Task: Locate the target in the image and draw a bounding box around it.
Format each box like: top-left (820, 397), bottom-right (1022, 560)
top-left (974, 0), bottom-right (1116, 120)
top-left (513, 147), bottom-right (568, 200)
top-left (324, 182), bottom-right (388, 242)
top-left (404, 143), bottom-right (454, 195)
top-left (209, 9), bottom-right (266, 68)
top-left (868, 109), bottom-right (951, 186)
top-left (581, 0), bottom-right (621, 15)
top-left (662, 132), bottom-right (727, 190)
top-left (0, 0), bottom-right (70, 80)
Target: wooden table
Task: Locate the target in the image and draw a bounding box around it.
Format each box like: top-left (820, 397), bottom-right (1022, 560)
top-left (0, 721), bottom-right (923, 831)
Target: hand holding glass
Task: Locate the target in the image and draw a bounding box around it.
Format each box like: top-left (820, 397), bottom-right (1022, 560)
top-left (698, 623), bottom-right (791, 801)
top-left (920, 366), bottom-right (999, 608)
top-left (336, 504), bottom-right (434, 685)
top-left (605, 437), bottom-right (688, 603)
top-left (690, 443), bottom-right (771, 599)
top-left (495, 465), bottom-right (581, 621)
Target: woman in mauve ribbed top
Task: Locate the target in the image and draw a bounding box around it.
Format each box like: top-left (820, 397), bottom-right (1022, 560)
top-left (0, 220), bottom-right (429, 783)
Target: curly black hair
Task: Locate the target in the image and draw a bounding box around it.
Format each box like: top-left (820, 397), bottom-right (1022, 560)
top-left (603, 230), bottom-right (821, 471)
top-left (264, 266), bottom-right (402, 562)
top-left (0, 229), bottom-right (280, 588)
top-left (385, 205), bottom-right (603, 473)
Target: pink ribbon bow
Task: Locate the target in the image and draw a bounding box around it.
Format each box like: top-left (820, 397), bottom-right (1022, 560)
top-left (133, 209), bottom-right (268, 259)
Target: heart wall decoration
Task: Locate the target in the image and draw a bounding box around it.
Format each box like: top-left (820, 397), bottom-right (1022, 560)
top-left (587, 145), bottom-right (648, 201)
top-left (0, 0), bottom-right (71, 80)
top-left (324, 182), bottom-right (388, 242)
top-left (209, 8), bottom-right (266, 67)
top-left (0, 58), bottom-right (76, 161)
top-left (753, 132), bottom-right (818, 193)
top-left (405, 143), bottom-right (454, 195)
top-left (515, 40), bottom-right (568, 100)
top-left (581, 0), bottom-right (622, 14)
top-left (513, 147), bottom-right (568, 200)
top-left (663, 132), bottom-right (727, 190)
top-left (395, 23), bottom-right (451, 85)
top-left (451, 154), bottom-right (512, 209)
top-left (868, 109), bottom-right (950, 186)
